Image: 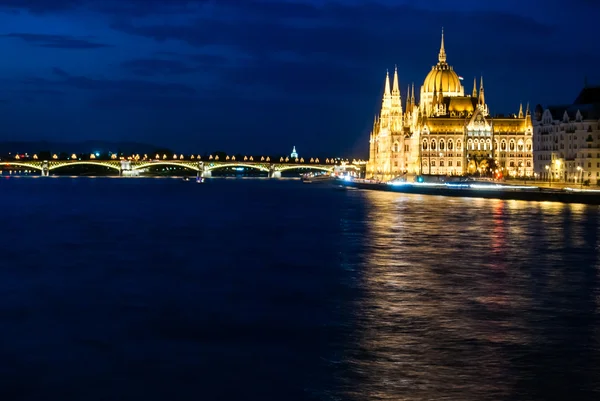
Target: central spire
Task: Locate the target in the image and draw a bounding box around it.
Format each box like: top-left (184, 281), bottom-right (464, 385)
top-left (438, 27), bottom-right (446, 63)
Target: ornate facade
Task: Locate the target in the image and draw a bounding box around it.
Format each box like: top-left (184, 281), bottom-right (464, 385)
top-left (367, 30), bottom-right (534, 181)
top-left (533, 85), bottom-right (600, 185)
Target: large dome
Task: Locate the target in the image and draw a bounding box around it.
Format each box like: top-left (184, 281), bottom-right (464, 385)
top-left (422, 29), bottom-right (463, 95)
top-left (423, 65), bottom-right (461, 93)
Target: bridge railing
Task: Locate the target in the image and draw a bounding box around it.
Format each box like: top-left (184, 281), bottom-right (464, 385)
top-left (3, 154), bottom-right (367, 166)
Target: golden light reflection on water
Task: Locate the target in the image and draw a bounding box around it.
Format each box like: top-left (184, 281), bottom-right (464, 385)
top-left (339, 192), bottom-right (600, 401)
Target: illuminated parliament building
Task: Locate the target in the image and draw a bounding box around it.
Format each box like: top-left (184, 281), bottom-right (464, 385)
top-left (367, 30), bottom-right (534, 180)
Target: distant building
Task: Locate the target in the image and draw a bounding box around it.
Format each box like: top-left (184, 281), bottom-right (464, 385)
top-left (533, 85), bottom-right (600, 184)
top-left (290, 146), bottom-right (298, 159)
top-left (367, 29), bottom-right (534, 181)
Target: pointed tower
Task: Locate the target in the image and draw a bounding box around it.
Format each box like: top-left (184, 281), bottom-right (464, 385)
top-left (384, 70), bottom-right (391, 96)
top-left (525, 102), bottom-right (532, 127)
top-left (380, 70), bottom-right (392, 128)
top-left (411, 83), bottom-right (415, 107)
top-left (472, 77), bottom-right (477, 97)
top-left (392, 66), bottom-right (400, 94)
top-left (390, 66), bottom-right (403, 130)
top-left (477, 76), bottom-right (488, 116)
top-left (518, 103), bottom-right (523, 118)
top-left (478, 76), bottom-right (485, 105)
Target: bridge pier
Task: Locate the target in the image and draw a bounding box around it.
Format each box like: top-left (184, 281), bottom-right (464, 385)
top-left (120, 160), bottom-right (132, 177)
top-left (41, 160), bottom-right (49, 177)
top-left (199, 162), bottom-right (212, 178)
top-left (268, 164), bottom-right (281, 178)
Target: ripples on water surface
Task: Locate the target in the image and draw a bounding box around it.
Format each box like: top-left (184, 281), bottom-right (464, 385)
top-left (1, 177), bottom-right (600, 400)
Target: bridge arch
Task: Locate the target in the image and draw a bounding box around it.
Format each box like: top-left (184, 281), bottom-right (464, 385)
top-left (49, 161), bottom-right (121, 171)
top-left (206, 163), bottom-right (270, 172)
top-left (2, 162), bottom-right (43, 171)
top-left (134, 161), bottom-right (200, 172)
top-left (277, 165), bottom-right (333, 173)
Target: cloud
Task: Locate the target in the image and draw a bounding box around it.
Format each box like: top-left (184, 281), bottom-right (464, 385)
top-left (120, 58), bottom-right (201, 76)
top-left (2, 33), bottom-right (111, 49)
top-left (23, 67), bottom-right (198, 97)
top-left (109, 3), bottom-right (558, 71)
top-left (0, 0), bottom-right (78, 13)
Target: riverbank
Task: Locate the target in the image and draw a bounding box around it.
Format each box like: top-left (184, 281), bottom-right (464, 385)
top-left (340, 179), bottom-right (600, 205)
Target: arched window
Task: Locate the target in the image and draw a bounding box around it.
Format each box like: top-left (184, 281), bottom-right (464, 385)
top-left (467, 139), bottom-right (473, 150)
top-left (393, 142), bottom-right (400, 152)
top-left (456, 140), bottom-right (462, 150)
top-left (501, 140), bottom-right (506, 151)
top-left (486, 139), bottom-right (491, 151)
top-left (517, 139), bottom-right (524, 152)
top-left (439, 140), bottom-right (445, 150)
top-left (448, 140), bottom-right (454, 150)
top-left (526, 139), bottom-right (532, 151)
top-left (422, 140), bottom-right (428, 150)
top-left (509, 140), bottom-right (515, 151)
top-left (431, 140), bottom-right (437, 151)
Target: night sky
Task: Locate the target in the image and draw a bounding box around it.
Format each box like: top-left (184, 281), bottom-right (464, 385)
top-left (0, 0), bottom-right (598, 157)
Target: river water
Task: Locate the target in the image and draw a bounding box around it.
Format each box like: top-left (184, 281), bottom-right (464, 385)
top-left (1, 177), bottom-right (600, 400)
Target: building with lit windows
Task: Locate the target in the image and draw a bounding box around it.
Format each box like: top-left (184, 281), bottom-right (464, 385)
top-left (533, 85), bottom-right (600, 185)
top-left (367, 30), bottom-right (534, 181)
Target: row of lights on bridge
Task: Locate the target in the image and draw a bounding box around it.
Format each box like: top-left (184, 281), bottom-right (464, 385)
top-left (13, 153), bottom-right (367, 164)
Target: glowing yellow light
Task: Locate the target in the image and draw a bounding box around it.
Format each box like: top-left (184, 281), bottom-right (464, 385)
top-left (226, 155), bottom-right (230, 160)
top-left (173, 154), bottom-right (178, 159)
top-left (90, 154), bottom-right (96, 159)
top-left (300, 158), bottom-right (304, 163)
top-left (155, 154), bottom-right (160, 159)
top-left (310, 158), bottom-right (314, 163)
top-left (266, 157), bottom-right (270, 162)
top-left (111, 154), bottom-right (117, 160)
top-left (261, 156), bottom-right (265, 161)
top-left (315, 158), bottom-right (320, 163)
top-left (191, 155), bottom-right (195, 160)
top-left (215, 155), bottom-right (219, 160)
top-left (14, 155), bottom-right (20, 160)
top-left (244, 156), bottom-right (248, 161)
top-left (249, 156), bottom-right (254, 161)
top-left (180, 155), bottom-right (184, 160)
top-left (163, 154), bottom-right (167, 160)
top-left (53, 154), bottom-right (58, 159)
top-left (209, 155), bottom-right (213, 160)
top-left (71, 153), bottom-right (77, 159)
top-left (231, 156), bottom-right (235, 161)
top-left (33, 154), bottom-right (38, 159)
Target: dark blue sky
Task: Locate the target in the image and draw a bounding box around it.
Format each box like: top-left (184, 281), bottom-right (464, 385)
top-left (0, 0), bottom-right (598, 156)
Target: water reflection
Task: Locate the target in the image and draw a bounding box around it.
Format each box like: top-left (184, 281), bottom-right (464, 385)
top-left (338, 191), bottom-right (600, 400)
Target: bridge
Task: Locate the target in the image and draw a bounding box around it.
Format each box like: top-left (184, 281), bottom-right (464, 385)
top-left (2, 156), bottom-right (363, 178)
